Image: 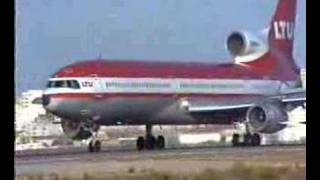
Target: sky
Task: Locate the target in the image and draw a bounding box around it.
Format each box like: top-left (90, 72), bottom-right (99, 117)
top-left (15, 0), bottom-right (306, 95)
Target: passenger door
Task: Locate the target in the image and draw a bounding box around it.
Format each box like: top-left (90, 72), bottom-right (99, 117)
top-left (92, 75), bottom-right (104, 99)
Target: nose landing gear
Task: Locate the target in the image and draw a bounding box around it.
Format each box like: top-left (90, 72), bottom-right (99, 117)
top-left (88, 138), bottom-right (101, 152)
top-left (86, 124), bottom-right (102, 153)
top-left (136, 124), bottom-right (166, 150)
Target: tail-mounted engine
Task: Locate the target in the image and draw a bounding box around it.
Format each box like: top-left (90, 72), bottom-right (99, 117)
top-left (246, 100), bottom-right (288, 134)
top-left (226, 31), bottom-right (268, 63)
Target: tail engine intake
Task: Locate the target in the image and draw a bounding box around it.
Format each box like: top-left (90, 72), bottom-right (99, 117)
top-left (226, 31), bottom-right (268, 63)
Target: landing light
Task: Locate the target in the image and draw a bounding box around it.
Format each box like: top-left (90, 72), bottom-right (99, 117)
top-left (180, 99), bottom-right (190, 110)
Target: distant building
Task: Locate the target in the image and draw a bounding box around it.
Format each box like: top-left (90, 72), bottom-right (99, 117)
top-left (15, 90), bottom-right (46, 130)
top-left (17, 90), bottom-right (43, 106)
top-left (15, 90), bottom-right (63, 150)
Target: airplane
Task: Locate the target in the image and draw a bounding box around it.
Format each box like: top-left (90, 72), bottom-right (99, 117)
top-left (42, 0), bottom-right (305, 152)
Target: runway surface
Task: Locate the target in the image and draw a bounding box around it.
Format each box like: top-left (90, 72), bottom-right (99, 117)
top-left (15, 144), bottom-right (306, 176)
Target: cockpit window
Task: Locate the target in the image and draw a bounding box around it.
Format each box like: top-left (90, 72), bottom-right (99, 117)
top-left (55, 81), bottom-right (66, 88)
top-left (47, 80), bottom-right (80, 89)
top-left (68, 80), bottom-right (80, 89)
top-left (46, 81), bottom-right (54, 88)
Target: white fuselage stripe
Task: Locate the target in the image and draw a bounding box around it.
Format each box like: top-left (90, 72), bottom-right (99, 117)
top-left (45, 77), bottom-right (298, 95)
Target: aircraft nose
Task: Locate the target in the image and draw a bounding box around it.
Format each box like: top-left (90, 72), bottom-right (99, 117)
top-left (42, 94), bottom-right (59, 114)
top-left (42, 94), bottom-right (64, 117)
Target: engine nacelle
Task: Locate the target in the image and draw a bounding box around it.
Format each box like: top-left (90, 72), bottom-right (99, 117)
top-left (226, 31), bottom-right (268, 63)
top-left (61, 119), bottom-right (92, 140)
top-left (246, 101), bottom-right (288, 134)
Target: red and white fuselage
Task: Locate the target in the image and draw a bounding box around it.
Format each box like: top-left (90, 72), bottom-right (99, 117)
top-left (42, 0), bottom-right (302, 127)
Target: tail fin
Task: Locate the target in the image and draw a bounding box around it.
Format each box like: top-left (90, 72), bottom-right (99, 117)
top-left (246, 0), bottom-right (300, 83)
top-left (268, 0), bottom-right (297, 59)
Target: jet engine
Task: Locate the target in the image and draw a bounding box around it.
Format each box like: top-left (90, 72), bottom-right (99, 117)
top-left (226, 31), bottom-right (268, 63)
top-left (246, 100), bottom-right (288, 134)
top-left (61, 119), bottom-right (92, 140)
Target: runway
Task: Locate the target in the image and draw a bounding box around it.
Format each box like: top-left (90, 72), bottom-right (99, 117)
top-left (15, 144), bottom-right (306, 176)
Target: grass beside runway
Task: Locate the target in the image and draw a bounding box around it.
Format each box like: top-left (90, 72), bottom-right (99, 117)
top-left (15, 162), bottom-right (305, 180)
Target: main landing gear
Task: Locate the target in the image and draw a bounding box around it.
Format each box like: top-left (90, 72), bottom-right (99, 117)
top-left (231, 123), bottom-right (261, 147)
top-left (136, 124), bottom-right (165, 151)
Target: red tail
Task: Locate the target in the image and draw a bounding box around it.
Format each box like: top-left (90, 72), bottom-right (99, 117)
top-left (268, 0), bottom-right (297, 59)
top-left (247, 0), bottom-right (300, 82)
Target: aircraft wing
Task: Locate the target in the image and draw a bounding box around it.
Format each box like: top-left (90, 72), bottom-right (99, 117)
top-left (183, 97), bottom-right (258, 113)
top-left (184, 89), bottom-right (306, 113)
top-left (187, 102), bottom-right (253, 112)
top-left (279, 88), bottom-right (306, 104)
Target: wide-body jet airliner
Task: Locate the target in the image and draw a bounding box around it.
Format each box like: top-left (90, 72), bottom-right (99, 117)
top-left (42, 0), bottom-right (306, 152)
